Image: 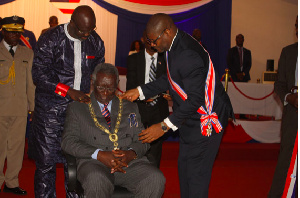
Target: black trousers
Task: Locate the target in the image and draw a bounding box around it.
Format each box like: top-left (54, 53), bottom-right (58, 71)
top-left (178, 130), bottom-right (223, 198)
top-left (141, 105), bottom-right (167, 168)
top-left (268, 105), bottom-right (298, 198)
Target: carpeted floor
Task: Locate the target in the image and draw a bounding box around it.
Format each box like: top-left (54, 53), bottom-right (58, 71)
top-left (0, 140), bottom-right (280, 198)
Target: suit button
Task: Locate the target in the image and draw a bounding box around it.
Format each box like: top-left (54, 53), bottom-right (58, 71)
top-left (94, 137), bottom-right (96, 140)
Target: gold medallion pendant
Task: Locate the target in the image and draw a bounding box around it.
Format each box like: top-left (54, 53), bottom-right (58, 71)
top-left (109, 134), bottom-right (118, 142)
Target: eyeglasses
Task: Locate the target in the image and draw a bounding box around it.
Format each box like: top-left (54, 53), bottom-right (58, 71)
top-left (146, 28), bottom-right (167, 45)
top-left (71, 20), bottom-right (97, 35)
top-left (96, 86), bottom-right (116, 93)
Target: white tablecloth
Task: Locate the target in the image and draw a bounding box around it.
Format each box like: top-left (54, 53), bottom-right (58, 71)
top-left (224, 82), bottom-right (283, 120)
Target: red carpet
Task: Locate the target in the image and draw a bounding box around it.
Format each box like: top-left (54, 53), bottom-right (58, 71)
top-left (0, 140), bottom-right (279, 198)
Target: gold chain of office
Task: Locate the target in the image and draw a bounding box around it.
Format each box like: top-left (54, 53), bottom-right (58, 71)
top-left (88, 97), bottom-right (123, 150)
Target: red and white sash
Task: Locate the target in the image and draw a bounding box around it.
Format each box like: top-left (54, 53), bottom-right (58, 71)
top-left (20, 35), bottom-right (32, 49)
top-left (166, 50), bottom-right (222, 136)
top-left (282, 133), bottom-right (298, 198)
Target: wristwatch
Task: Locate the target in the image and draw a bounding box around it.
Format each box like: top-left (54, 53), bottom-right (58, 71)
top-left (160, 122), bottom-right (168, 133)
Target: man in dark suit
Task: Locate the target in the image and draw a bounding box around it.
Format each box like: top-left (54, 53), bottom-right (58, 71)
top-left (227, 34), bottom-right (252, 82)
top-left (268, 18), bottom-right (298, 198)
top-left (121, 13), bottom-right (234, 198)
top-left (126, 33), bottom-right (169, 168)
top-left (62, 63), bottom-right (165, 198)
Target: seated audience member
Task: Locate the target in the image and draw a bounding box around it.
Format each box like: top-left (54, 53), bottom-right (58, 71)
top-left (192, 28), bottom-right (207, 50)
top-left (40, 16), bottom-right (58, 35)
top-left (0, 15), bottom-right (35, 196)
top-left (227, 34), bottom-right (252, 82)
top-left (61, 63), bottom-right (166, 198)
top-left (129, 40), bottom-right (143, 55)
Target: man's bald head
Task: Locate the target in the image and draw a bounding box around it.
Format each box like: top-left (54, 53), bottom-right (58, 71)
top-left (68, 5), bottom-right (96, 41)
top-left (71, 5), bottom-right (96, 25)
top-left (146, 13), bottom-right (175, 35)
top-left (145, 13), bottom-right (177, 53)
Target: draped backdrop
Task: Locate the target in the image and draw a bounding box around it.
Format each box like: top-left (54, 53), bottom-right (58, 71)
top-left (93, 0), bottom-right (232, 76)
top-left (0, 0), bottom-right (231, 76)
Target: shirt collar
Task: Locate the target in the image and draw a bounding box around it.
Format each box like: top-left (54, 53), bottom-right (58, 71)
top-left (236, 46), bottom-right (243, 50)
top-left (64, 23), bottom-right (81, 42)
top-left (168, 28), bottom-right (178, 51)
top-left (97, 100), bottom-right (112, 112)
top-left (145, 48), bottom-right (158, 60)
top-left (3, 40), bottom-right (17, 52)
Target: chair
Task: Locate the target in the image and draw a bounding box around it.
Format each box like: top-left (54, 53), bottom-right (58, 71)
top-left (65, 153), bottom-right (134, 198)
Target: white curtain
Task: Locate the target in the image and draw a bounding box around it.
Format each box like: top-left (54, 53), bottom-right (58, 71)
top-left (0, 0), bottom-right (117, 64)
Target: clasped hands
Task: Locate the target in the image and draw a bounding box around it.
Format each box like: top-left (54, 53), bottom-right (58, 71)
top-left (97, 150), bottom-right (136, 174)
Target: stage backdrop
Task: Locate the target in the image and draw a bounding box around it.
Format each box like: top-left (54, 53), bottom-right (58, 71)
top-left (93, 0), bottom-right (232, 77)
top-left (0, 0), bottom-right (231, 76)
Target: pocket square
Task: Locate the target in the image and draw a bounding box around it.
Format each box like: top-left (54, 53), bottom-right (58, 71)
top-left (86, 55), bottom-right (95, 59)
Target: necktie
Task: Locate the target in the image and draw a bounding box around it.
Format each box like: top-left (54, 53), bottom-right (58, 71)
top-left (101, 103), bottom-right (111, 128)
top-left (238, 47), bottom-right (243, 71)
top-left (9, 46), bottom-right (14, 57)
top-left (149, 57), bottom-right (157, 106)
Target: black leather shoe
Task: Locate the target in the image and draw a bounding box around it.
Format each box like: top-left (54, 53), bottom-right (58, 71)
top-left (3, 185), bottom-right (27, 195)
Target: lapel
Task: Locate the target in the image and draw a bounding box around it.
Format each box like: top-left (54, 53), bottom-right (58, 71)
top-left (90, 92), bottom-right (103, 119)
top-left (156, 53), bottom-right (165, 77)
top-left (138, 50), bottom-right (146, 85)
top-left (289, 43), bottom-right (298, 85)
top-left (110, 96), bottom-right (119, 131)
top-left (14, 44), bottom-right (24, 59)
top-left (90, 93), bottom-right (120, 131)
top-left (0, 41), bottom-right (14, 60)
top-left (167, 29), bottom-right (181, 70)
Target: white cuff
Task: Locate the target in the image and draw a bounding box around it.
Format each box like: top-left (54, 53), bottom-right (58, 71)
top-left (92, 149), bottom-right (102, 159)
top-left (137, 86), bottom-right (145, 100)
top-left (164, 117), bottom-right (178, 131)
top-left (284, 93), bottom-right (291, 106)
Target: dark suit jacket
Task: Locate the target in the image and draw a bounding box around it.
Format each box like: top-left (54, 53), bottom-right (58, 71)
top-left (227, 46), bottom-right (252, 82)
top-left (61, 93), bottom-right (149, 169)
top-left (141, 30), bottom-right (234, 143)
top-left (126, 50), bottom-right (169, 126)
top-left (274, 42), bottom-right (298, 140)
top-left (270, 43), bottom-right (298, 197)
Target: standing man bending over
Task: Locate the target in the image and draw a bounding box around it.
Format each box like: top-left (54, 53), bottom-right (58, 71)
top-left (29, 5), bottom-right (105, 197)
top-left (121, 13), bottom-right (234, 198)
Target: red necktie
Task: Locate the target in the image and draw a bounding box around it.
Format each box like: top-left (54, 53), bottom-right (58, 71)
top-left (101, 103), bottom-right (111, 128)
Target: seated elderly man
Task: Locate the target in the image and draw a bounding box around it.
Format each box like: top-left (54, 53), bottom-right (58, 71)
top-left (61, 63), bottom-right (165, 198)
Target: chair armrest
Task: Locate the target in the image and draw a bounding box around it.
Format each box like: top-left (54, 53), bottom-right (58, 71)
top-left (64, 153), bottom-right (77, 192)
